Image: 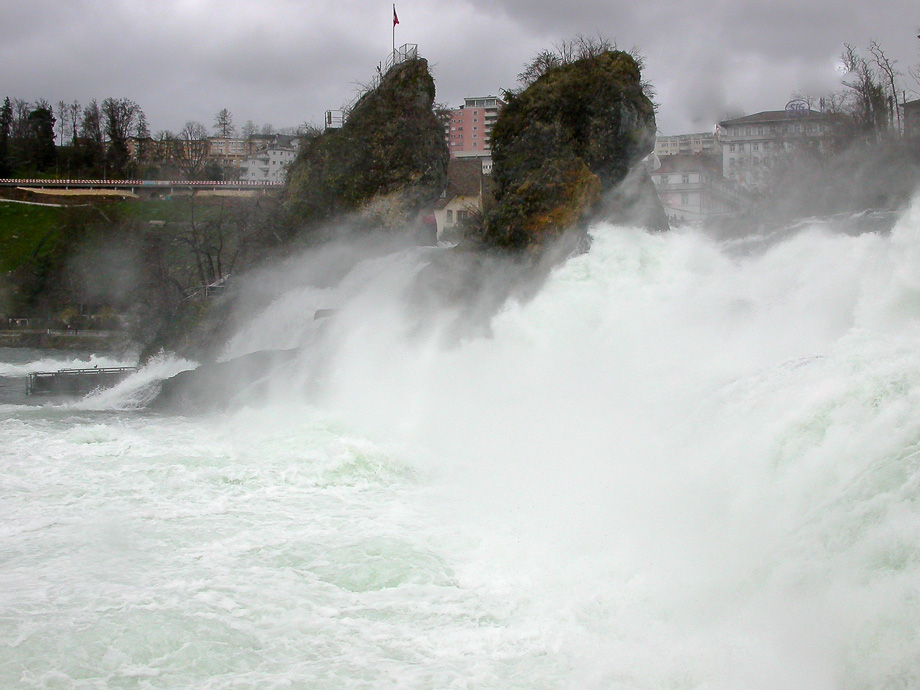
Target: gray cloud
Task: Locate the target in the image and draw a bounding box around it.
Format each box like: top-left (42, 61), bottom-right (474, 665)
top-left (2, 0), bottom-right (918, 136)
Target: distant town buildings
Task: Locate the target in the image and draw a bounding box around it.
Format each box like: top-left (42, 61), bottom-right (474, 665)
top-left (126, 132), bottom-right (301, 181)
top-left (650, 154), bottom-right (750, 224)
top-left (716, 106), bottom-right (842, 190)
top-left (239, 142), bottom-right (298, 182)
top-left (654, 132), bottom-right (719, 158)
top-left (433, 157), bottom-right (489, 242)
top-left (207, 136), bottom-right (250, 172)
top-left (902, 98), bottom-right (920, 139)
top-left (442, 96), bottom-right (504, 157)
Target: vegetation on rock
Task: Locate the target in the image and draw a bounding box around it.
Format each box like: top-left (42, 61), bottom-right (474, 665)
top-left (473, 45), bottom-right (667, 252)
top-left (283, 56), bottom-right (448, 239)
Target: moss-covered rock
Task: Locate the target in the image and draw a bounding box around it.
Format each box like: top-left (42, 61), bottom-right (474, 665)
top-left (476, 49), bottom-right (666, 251)
top-left (284, 57), bottom-right (449, 237)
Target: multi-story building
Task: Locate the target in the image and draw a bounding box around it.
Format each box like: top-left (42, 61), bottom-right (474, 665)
top-left (443, 96), bottom-right (504, 158)
top-left (650, 154), bottom-right (749, 224)
top-left (717, 106), bottom-right (843, 190)
top-left (902, 98), bottom-right (920, 138)
top-left (239, 145), bottom-right (297, 182)
top-left (208, 137), bottom-right (250, 173)
top-left (654, 132), bottom-right (719, 158)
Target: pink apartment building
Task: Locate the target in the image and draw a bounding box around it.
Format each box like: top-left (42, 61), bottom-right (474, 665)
top-left (444, 96), bottom-right (504, 157)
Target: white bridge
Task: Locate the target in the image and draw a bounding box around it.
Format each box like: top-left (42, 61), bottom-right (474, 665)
top-left (0, 178), bottom-right (284, 197)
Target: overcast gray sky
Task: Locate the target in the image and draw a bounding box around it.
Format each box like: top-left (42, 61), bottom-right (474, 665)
top-left (2, 0), bottom-right (918, 136)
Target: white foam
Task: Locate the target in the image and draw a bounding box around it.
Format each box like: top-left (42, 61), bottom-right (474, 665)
top-left (4, 198), bottom-right (920, 688)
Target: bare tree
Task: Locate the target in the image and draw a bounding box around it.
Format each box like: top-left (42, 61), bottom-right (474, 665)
top-left (80, 99), bottom-right (105, 175)
top-left (10, 99), bottom-right (32, 141)
top-left (517, 50), bottom-right (563, 87)
top-left (57, 100), bottom-right (67, 146)
top-left (176, 120), bottom-right (210, 179)
top-left (102, 97), bottom-right (143, 177)
top-left (515, 34), bottom-right (657, 106)
top-left (68, 101), bottom-right (81, 146)
top-left (868, 40), bottom-right (902, 132)
top-left (154, 129), bottom-right (179, 167)
top-left (841, 43), bottom-right (889, 138)
top-left (911, 27), bottom-right (920, 92)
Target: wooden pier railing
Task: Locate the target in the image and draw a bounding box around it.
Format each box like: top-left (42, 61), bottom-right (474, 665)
top-left (27, 367), bottom-right (138, 396)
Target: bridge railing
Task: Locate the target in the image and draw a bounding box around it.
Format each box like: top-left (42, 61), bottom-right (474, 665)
top-left (0, 178), bottom-right (284, 188)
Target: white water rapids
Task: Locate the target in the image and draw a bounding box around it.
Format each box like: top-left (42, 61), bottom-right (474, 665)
top-left (3, 200), bottom-right (920, 688)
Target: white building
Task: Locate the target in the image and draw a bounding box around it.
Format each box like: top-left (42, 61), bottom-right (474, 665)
top-left (650, 154), bottom-right (749, 224)
top-left (433, 158), bottom-right (487, 242)
top-left (239, 145), bottom-right (297, 182)
top-left (654, 132), bottom-right (719, 158)
top-left (717, 106), bottom-right (843, 190)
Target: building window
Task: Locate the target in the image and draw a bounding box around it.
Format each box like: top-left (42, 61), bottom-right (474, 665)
top-left (681, 193), bottom-right (689, 205)
top-left (682, 174), bottom-right (690, 184)
top-left (753, 144), bottom-right (759, 151)
top-left (446, 209), bottom-right (453, 223)
top-left (729, 144), bottom-right (735, 152)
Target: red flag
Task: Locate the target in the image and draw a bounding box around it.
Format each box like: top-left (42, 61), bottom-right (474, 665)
top-left (393, 5), bottom-right (399, 26)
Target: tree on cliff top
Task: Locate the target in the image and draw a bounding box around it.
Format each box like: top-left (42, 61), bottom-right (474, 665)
top-left (517, 35), bottom-right (656, 106)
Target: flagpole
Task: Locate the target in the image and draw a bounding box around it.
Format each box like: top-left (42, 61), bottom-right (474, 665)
top-left (392, 4), bottom-right (396, 62)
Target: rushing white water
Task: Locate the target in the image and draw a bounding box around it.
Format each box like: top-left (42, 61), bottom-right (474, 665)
top-left (3, 199), bottom-right (920, 689)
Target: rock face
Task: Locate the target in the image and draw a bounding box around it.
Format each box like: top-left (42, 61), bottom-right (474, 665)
top-left (476, 50), bottom-right (667, 251)
top-left (148, 349), bottom-right (302, 412)
top-left (284, 57), bottom-right (449, 238)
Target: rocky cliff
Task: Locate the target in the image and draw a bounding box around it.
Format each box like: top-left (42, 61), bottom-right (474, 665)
top-left (474, 49), bottom-right (667, 251)
top-left (284, 56), bottom-right (448, 239)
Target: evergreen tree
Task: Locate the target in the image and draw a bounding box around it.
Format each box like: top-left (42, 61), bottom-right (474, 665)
top-left (213, 108), bottom-right (235, 137)
top-left (0, 97), bottom-right (12, 177)
top-left (25, 104), bottom-right (57, 173)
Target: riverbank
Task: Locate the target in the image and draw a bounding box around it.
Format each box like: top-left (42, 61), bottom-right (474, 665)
top-left (0, 330), bottom-right (134, 353)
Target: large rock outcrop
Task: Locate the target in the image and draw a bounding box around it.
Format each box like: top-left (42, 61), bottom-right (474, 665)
top-left (475, 50), bottom-right (667, 251)
top-left (284, 56), bottom-right (448, 238)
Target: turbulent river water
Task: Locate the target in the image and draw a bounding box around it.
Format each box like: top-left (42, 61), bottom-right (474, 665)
top-left (3, 200), bottom-right (920, 689)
